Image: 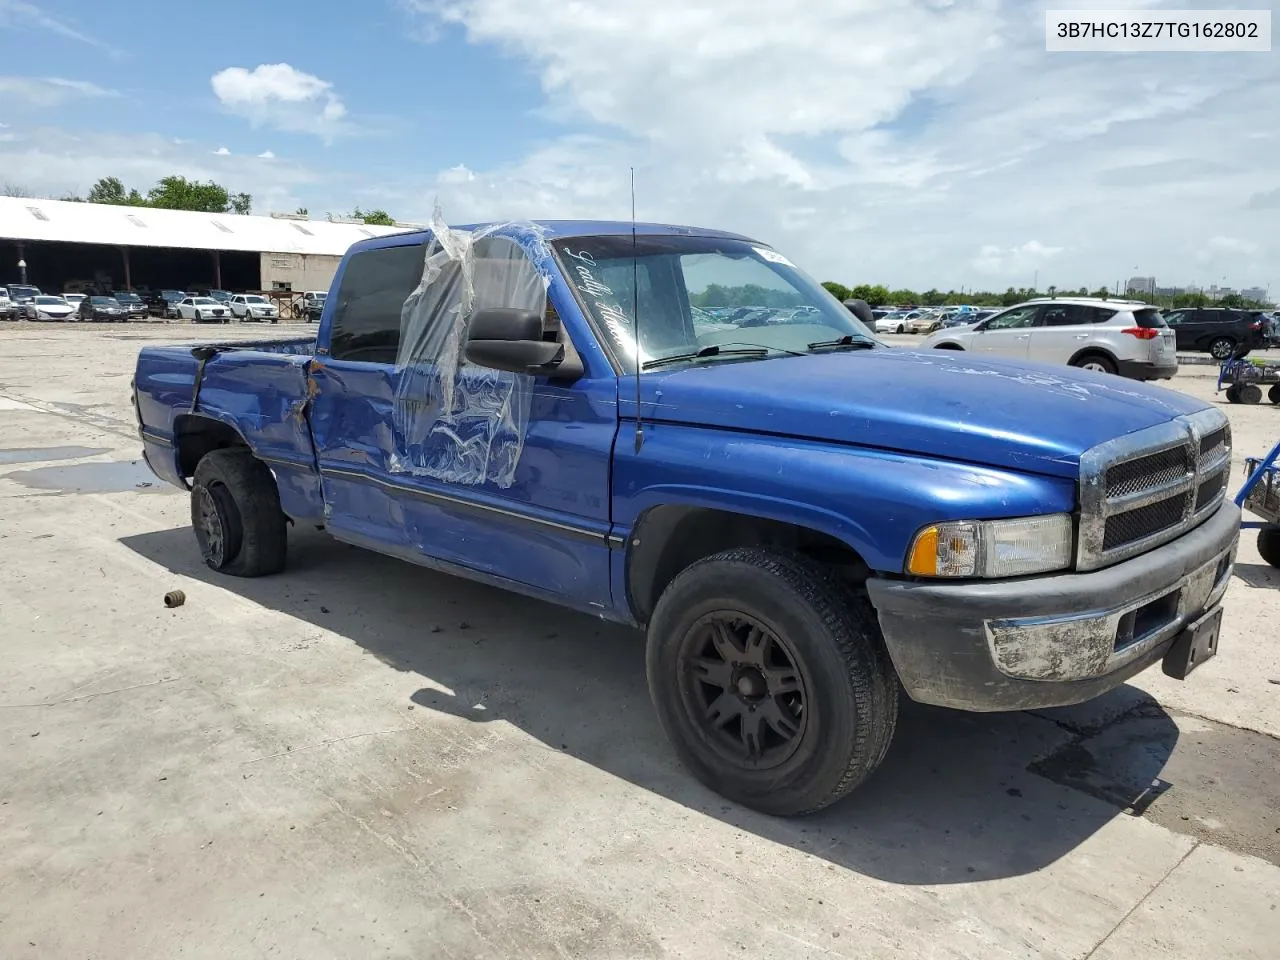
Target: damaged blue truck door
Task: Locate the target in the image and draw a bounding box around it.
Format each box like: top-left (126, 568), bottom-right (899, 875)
top-left (308, 231), bottom-right (618, 614)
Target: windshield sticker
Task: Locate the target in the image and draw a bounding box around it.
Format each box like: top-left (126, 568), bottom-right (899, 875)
top-left (562, 247), bottom-right (636, 351)
top-left (752, 246), bottom-right (794, 267)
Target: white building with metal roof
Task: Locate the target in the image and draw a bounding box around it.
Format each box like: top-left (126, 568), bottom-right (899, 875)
top-left (0, 196), bottom-right (410, 299)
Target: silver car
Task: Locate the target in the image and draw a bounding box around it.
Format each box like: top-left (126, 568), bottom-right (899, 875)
top-left (920, 297), bottom-right (1177, 380)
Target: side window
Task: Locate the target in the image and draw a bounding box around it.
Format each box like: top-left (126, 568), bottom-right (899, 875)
top-left (986, 305), bottom-right (1039, 329)
top-left (1039, 305), bottom-right (1089, 326)
top-left (1088, 307), bottom-right (1117, 323)
top-left (329, 242), bottom-right (425, 363)
top-left (1162, 310), bottom-right (1185, 325)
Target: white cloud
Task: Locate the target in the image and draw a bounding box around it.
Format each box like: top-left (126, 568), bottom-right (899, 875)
top-left (257, 150), bottom-right (276, 160)
top-left (213, 146), bottom-right (231, 156)
top-left (1208, 236), bottom-right (1259, 256)
top-left (0, 0), bottom-right (121, 56)
top-left (972, 241), bottom-right (1065, 276)
top-left (437, 163), bottom-right (474, 184)
top-left (210, 63), bottom-right (348, 138)
top-left (0, 76), bottom-right (119, 107)
top-left (0, 125), bottom-right (327, 214)
top-left (400, 0), bottom-right (1280, 290)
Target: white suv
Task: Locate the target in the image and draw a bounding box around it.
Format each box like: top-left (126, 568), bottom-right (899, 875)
top-left (919, 298), bottom-right (1177, 380)
top-left (229, 294), bottom-right (279, 322)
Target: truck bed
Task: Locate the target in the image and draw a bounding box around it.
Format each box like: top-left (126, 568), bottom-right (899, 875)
top-left (134, 335), bottom-right (323, 520)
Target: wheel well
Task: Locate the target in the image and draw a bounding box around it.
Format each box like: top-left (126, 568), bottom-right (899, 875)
top-left (173, 415), bottom-right (249, 479)
top-left (934, 342), bottom-right (963, 350)
top-left (1069, 346), bottom-right (1118, 367)
top-left (626, 506), bottom-right (871, 625)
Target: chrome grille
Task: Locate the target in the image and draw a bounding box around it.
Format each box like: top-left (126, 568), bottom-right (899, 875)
top-left (1104, 447), bottom-right (1190, 498)
top-left (1078, 409), bottom-right (1231, 571)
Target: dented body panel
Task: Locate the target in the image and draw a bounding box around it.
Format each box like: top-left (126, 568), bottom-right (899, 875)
top-left (135, 219), bottom-right (1237, 713)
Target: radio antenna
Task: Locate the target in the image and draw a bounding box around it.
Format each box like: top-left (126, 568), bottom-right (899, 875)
top-left (631, 166), bottom-right (644, 454)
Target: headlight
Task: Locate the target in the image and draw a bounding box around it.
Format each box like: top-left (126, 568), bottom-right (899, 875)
top-left (906, 514), bottom-right (1073, 578)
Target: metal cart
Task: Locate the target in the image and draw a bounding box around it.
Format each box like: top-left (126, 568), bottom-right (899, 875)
top-left (1236, 439), bottom-right (1280, 568)
top-left (1216, 352), bottom-right (1280, 405)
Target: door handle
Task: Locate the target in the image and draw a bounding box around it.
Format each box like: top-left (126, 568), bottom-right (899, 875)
top-left (1016, 335), bottom-right (1029, 340)
top-left (1074, 334), bottom-right (1088, 340)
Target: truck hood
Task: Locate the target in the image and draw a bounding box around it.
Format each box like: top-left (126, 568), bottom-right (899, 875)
top-left (636, 349), bottom-right (1207, 478)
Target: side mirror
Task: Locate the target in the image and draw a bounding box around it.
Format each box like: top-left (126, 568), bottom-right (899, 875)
top-left (464, 307), bottom-right (582, 380)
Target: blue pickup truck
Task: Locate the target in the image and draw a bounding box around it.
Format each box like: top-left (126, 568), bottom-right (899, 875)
top-left (133, 220), bottom-right (1240, 815)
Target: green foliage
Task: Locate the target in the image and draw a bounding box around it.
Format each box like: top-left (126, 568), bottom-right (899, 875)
top-left (690, 283), bottom-right (805, 310)
top-left (1217, 292), bottom-right (1245, 307)
top-left (350, 206), bottom-right (396, 226)
top-left (821, 281), bottom-right (851, 301)
top-left (85, 175), bottom-right (251, 214)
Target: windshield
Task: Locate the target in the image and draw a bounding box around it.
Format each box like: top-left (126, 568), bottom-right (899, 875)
top-left (9, 286), bottom-right (40, 298)
top-left (554, 235), bottom-right (875, 368)
top-left (192, 298), bottom-right (218, 305)
top-left (91, 297), bottom-right (120, 306)
top-left (35, 296), bottom-right (65, 305)
top-left (244, 295), bottom-right (268, 303)
top-left (115, 293), bottom-right (141, 303)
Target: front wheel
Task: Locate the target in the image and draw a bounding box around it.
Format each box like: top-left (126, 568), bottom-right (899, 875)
top-left (1239, 383), bottom-right (1263, 405)
top-left (1268, 384), bottom-right (1280, 405)
top-left (1258, 527), bottom-right (1280, 569)
top-left (646, 547), bottom-right (898, 816)
top-left (1209, 337), bottom-right (1235, 360)
top-left (191, 449), bottom-right (287, 577)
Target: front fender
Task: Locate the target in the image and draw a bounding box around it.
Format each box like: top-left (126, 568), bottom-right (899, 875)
top-left (611, 423), bottom-right (1077, 574)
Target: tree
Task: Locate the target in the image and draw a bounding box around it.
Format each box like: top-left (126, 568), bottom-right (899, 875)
top-left (1218, 292), bottom-right (1245, 308)
top-left (87, 176), bottom-right (127, 204)
top-left (295, 207), bottom-right (309, 216)
top-left (349, 206), bottom-right (396, 226)
top-left (147, 175), bottom-right (233, 212)
top-left (1, 182), bottom-right (31, 197)
top-left (889, 288), bottom-right (917, 306)
top-left (1090, 287), bottom-right (1110, 299)
top-left (822, 281), bottom-right (852, 301)
top-left (229, 192), bottom-right (252, 215)
top-left (920, 288), bottom-right (947, 306)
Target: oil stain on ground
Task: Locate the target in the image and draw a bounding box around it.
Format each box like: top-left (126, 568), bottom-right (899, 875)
top-left (4, 459), bottom-right (174, 494)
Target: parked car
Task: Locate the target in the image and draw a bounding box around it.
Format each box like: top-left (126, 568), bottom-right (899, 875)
top-left (63, 293), bottom-right (88, 315)
top-left (111, 291), bottom-right (150, 320)
top-left (229, 294), bottom-right (279, 322)
top-left (190, 289), bottom-right (234, 304)
top-left (0, 289), bottom-right (16, 320)
top-left (6, 284), bottom-right (42, 310)
top-left (300, 290), bottom-right (327, 322)
top-left (875, 310), bottom-right (913, 334)
top-left (79, 295), bottom-right (128, 322)
top-left (146, 290), bottom-right (188, 318)
top-left (134, 220), bottom-right (1234, 817)
top-left (1160, 307), bottom-right (1267, 359)
top-left (907, 310), bottom-right (948, 334)
top-left (921, 298), bottom-right (1177, 380)
top-left (22, 294), bottom-right (77, 321)
top-left (175, 296), bottom-right (230, 322)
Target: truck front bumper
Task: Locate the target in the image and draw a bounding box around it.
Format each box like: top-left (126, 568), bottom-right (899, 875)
top-left (866, 502), bottom-right (1240, 711)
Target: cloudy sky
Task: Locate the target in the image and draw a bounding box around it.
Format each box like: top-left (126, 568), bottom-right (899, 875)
top-left (0, 0), bottom-right (1275, 292)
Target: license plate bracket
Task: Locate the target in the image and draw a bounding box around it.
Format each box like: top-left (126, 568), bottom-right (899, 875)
top-left (1162, 606), bottom-right (1222, 680)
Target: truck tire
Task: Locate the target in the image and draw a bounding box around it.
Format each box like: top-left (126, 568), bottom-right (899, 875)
top-left (646, 547), bottom-right (897, 816)
top-left (1225, 385), bottom-right (1241, 404)
top-left (191, 448), bottom-right (287, 577)
top-left (1269, 384), bottom-right (1280, 405)
top-left (1258, 527), bottom-right (1280, 569)
top-left (1239, 383), bottom-right (1263, 405)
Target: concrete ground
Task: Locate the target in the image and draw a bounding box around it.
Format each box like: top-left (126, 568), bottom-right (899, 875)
top-left (1, 322), bottom-right (1278, 959)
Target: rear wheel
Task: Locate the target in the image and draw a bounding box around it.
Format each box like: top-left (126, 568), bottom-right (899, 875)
top-left (895, 324), bottom-right (905, 334)
top-left (1239, 383), bottom-right (1263, 405)
top-left (1209, 337), bottom-right (1235, 360)
top-left (191, 448), bottom-right (287, 577)
top-left (646, 547), bottom-right (898, 816)
top-left (1226, 385), bottom-right (1242, 404)
top-left (1072, 353), bottom-right (1117, 375)
top-left (1258, 527), bottom-right (1280, 569)
top-left (1269, 384), bottom-right (1280, 405)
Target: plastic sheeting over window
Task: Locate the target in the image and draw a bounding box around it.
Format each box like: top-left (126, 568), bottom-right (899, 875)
top-left (390, 208), bottom-right (554, 488)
